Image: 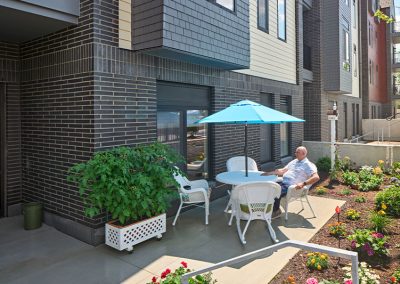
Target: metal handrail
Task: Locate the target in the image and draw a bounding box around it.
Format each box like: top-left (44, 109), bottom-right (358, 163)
top-left (180, 240), bottom-right (359, 284)
top-left (348, 117), bottom-right (400, 143)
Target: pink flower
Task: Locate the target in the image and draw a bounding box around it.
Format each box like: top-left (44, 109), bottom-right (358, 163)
top-left (306, 277), bottom-right (319, 284)
top-left (181, 261), bottom-right (188, 268)
top-left (371, 232), bottom-right (384, 238)
top-left (344, 280), bottom-right (352, 284)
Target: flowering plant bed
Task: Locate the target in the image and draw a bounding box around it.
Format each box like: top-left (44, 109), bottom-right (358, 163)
top-left (272, 166), bottom-right (400, 284)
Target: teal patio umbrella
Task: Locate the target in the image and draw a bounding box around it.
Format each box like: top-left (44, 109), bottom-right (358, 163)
top-left (196, 100), bottom-right (305, 176)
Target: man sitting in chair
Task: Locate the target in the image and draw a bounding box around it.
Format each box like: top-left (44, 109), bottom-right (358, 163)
top-left (262, 146), bottom-right (320, 219)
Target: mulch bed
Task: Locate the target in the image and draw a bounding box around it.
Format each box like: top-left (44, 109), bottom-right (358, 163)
top-left (271, 174), bottom-right (400, 284)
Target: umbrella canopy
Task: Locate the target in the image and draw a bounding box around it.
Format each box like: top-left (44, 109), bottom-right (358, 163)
top-left (196, 100), bottom-right (305, 176)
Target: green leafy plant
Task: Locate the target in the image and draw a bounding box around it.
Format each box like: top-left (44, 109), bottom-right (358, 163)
top-left (306, 252), bottom-right (329, 271)
top-left (348, 229), bottom-right (390, 257)
top-left (338, 156), bottom-right (353, 172)
top-left (342, 61), bottom-right (350, 72)
top-left (315, 187), bottom-right (327, 195)
top-left (343, 262), bottom-right (380, 284)
top-left (354, 196), bottom-right (366, 203)
top-left (328, 222), bottom-right (346, 238)
top-left (374, 9), bottom-right (394, 23)
top-left (345, 209), bottom-right (360, 220)
top-left (316, 157), bottom-right (331, 173)
top-left (342, 171), bottom-right (359, 188)
top-left (358, 168), bottom-right (383, 191)
top-left (67, 143), bottom-right (184, 225)
top-left (339, 188), bottom-right (352, 196)
top-left (369, 210), bottom-right (391, 233)
top-left (391, 268), bottom-right (400, 283)
top-left (147, 261), bottom-right (217, 284)
top-left (375, 185), bottom-right (400, 217)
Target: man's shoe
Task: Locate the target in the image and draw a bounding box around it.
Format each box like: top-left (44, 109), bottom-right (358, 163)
top-left (271, 209), bottom-right (282, 219)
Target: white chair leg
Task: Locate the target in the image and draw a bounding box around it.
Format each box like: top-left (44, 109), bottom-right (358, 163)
top-left (305, 195), bottom-right (316, 218)
top-left (172, 202), bottom-right (183, 226)
top-left (224, 197), bottom-right (232, 213)
top-left (266, 219), bottom-right (278, 243)
top-left (236, 215), bottom-right (246, 245)
top-left (228, 210), bottom-right (234, 226)
top-left (205, 202), bottom-right (209, 225)
top-left (285, 202), bottom-right (289, 221)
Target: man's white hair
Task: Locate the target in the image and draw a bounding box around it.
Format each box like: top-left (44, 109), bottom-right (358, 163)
top-left (296, 146), bottom-right (307, 156)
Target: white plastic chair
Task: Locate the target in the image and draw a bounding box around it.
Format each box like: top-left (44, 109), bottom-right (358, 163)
top-left (225, 156), bottom-right (258, 212)
top-left (226, 156), bottom-right (258, 172)
top-left (229, 181), bottom-right (281, 244)
top-left (280, 184), bottom-right (316, 221)
top-left (173, 173), bottom-right (211, 226)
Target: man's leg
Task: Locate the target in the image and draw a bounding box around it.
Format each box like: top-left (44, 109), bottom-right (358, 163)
top-left (273, 183), bottom-right (289, 212)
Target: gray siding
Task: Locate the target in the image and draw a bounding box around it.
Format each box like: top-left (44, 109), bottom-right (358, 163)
top-left (132, 0), bottom-right (250, 69)
top-left (322, 0), bottom-right (352, 93)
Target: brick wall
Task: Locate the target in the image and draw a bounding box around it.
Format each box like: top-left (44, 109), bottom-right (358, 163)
top-left (0, 42), bottom-right (22, 210)
top-left (0, 0), bottom-right (304, 243)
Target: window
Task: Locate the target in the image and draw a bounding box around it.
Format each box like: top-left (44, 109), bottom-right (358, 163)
top-left (260, 94), bottom-right (273, 162)
top-left (280, 96), bottom-right (290, 157)
top-left (344, 102), bottom-right (348, 139)
top-left (343, 30), bottom-right (350, 63)
top-left (258, 0), bottom-right (269, 32)
top-left (345, 0), bottom-right (349, 6)
top-left (352, 103), bottom-right (356, 136)
top-left (157, 82), bottom-right (210, 180)
top-left (368, 22), bottom-right (371, 46)
top-left (356, 104), bottom-right (360, 135)
top-left (369, 60), bottom-right (372, 84)
top-left (210, 0), bottom-right (235, 11)
top-left (277, 0), bottom-right (286, 41)
top-left (352, 0), bottom-right (357, 28)
top-left (372, 61), bottom-right (374, 84)
top-left (353, 45), bottom-right (358, 77)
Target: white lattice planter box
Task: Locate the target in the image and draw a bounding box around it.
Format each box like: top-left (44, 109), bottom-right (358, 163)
top-left (105, 213), bottom-right (166, 251)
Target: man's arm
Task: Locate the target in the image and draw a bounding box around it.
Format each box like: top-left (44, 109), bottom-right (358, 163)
top-left (294, 172), bottom-right (320, 189)
top-left (262, 167), bottom-right (288, 176)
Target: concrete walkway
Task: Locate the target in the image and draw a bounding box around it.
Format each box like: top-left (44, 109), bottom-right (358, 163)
top-left (0, 196), bottom-right (344, 284)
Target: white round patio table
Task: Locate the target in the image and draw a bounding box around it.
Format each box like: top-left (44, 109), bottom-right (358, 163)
top-left (216, 171), bottom-right (277, 185)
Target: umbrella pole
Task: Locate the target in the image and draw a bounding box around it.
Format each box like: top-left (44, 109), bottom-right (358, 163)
top-left (245, 123), bottom-right (248, 177)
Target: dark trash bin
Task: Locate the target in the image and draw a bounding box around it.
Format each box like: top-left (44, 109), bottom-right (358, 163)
top-left (23, 202), bottom-right (43, 230)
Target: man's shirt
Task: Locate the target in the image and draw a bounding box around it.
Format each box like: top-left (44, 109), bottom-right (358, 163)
top-left (282, 158), bottom-right (317, 186)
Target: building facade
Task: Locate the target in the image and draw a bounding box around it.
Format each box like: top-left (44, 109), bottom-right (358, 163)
top-left (0, 0), bottom-right (307, 244)
top-left (303, 0), bottom-right (393, 142)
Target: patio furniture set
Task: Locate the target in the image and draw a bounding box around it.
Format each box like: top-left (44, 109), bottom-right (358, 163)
top-left (173, 156), bottom-right (316, 245)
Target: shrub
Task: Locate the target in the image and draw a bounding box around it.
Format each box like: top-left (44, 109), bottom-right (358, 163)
top-left (342, 171), bottom-right (359, 187)
top-left (316, 157), bottom-right (331, 173)
top-left (67, 143), bottom-right (184, 225)
top-left (375, 185), bottom-right (400, 216)
top-left (354, 196), bottom-right (366, 203)
top-left (328, 222), bottom-right (346, 238)
top-left (357, 168), bottom-right (383, 191)
top-left (306, 252), bottom-right (329, 271)
top-left (345, 209), bottom-right (360, 220)
top-left (315, 187), bottom-right (327, 195)
top-left (347, 229), bottom-right (390, 257)
top-left (391, 268), bottom-right (400, 283)
top-left (369, 210), bottom-right (391, 233)
top-left (343, 262), bottom-right (380, 284)
top-left (146, 261), bottom-right (216, 284)
top-left (340, 188), bottom-right (352, 196)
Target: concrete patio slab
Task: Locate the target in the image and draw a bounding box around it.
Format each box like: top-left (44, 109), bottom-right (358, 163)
top-left (0, 195), bottom-right (344, 284)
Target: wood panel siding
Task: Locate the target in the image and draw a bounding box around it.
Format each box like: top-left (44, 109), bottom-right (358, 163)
top-left (119, 0), bottom-right (132, 50)
top-left (236, 0), bottom-right (297, 84)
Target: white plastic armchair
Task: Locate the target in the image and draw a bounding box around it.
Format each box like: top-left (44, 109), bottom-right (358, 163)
top-left (225, 156), bottom-right (258, 212)
top-left (173, 173), bottom-right (211, 226)
top-left (226, 156), bottom-right (258, 172)
top-left (280, 184), bottom-right (316, 221)
top-left (230, 181), bottom-right (281, 244)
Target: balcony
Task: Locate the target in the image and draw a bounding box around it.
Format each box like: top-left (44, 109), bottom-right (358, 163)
top-left (132, 0), bottom-right (250, 70)
top-left (393, 52), bottom-right (400, 71)
top-left (392, 22), bottom-right (400, 44)
top-left (0, 0), bottom-right (79, 43)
